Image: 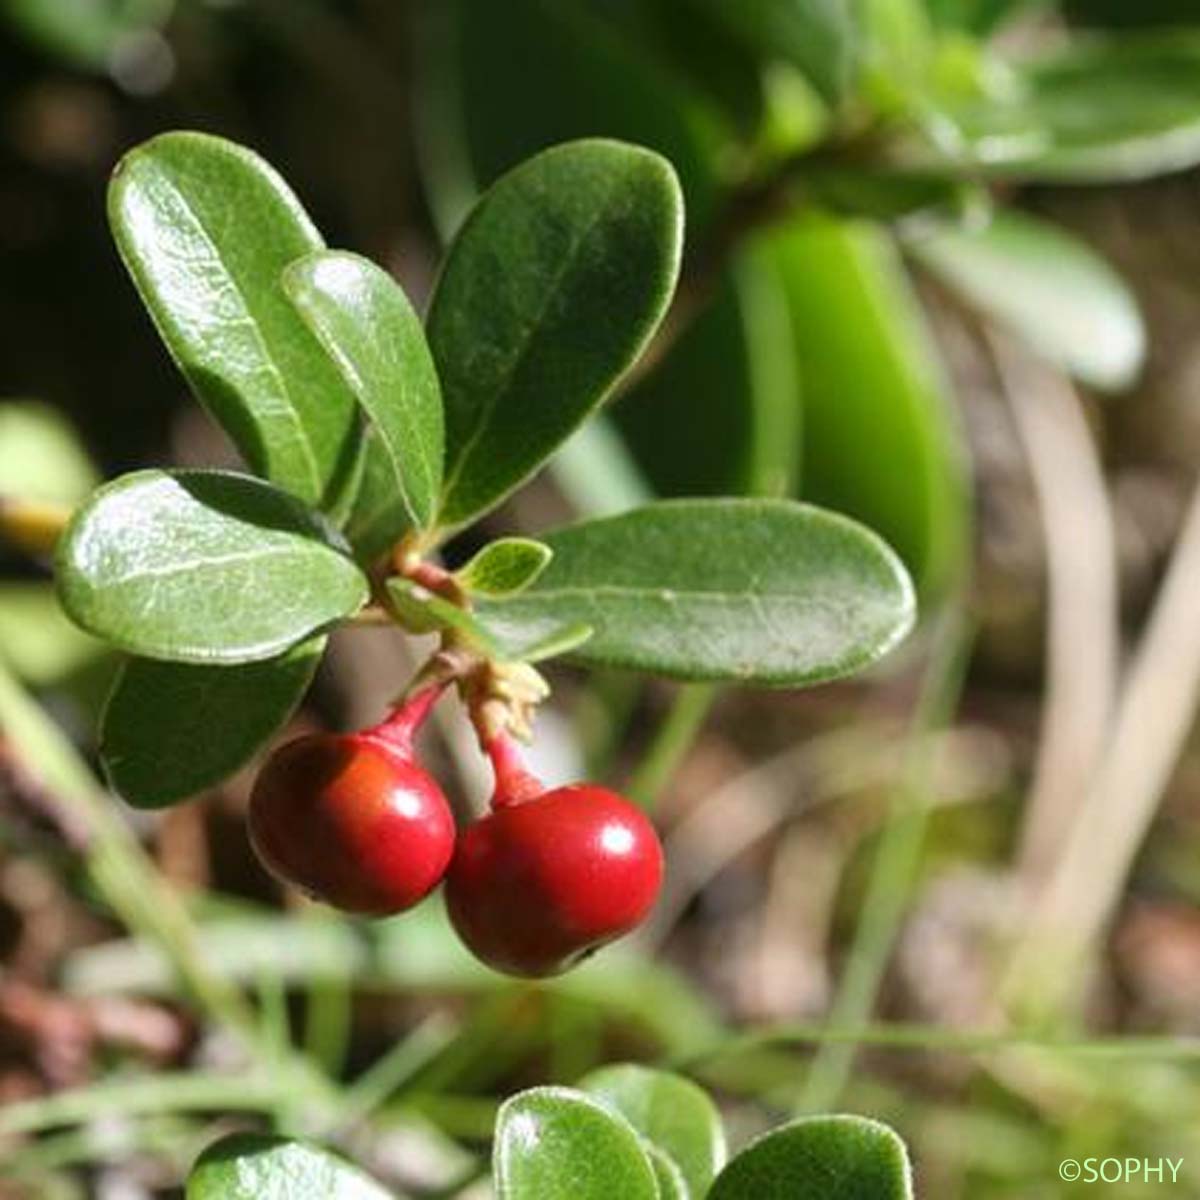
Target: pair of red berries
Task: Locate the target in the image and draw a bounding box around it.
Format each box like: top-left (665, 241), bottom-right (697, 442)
top-left (247, 688), bottom-right (664, 977)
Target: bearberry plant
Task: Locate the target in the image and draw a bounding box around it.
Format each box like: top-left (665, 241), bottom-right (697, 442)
top-left (52, 130), bottom-right (915, 981)
top-left (184, 1064), bottom-right (914, 1199)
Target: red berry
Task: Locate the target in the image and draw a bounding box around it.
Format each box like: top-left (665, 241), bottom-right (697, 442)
top-left (248, 688), bottom-right (454, 916)
top-left (445, 736), bottom-right (663, 976)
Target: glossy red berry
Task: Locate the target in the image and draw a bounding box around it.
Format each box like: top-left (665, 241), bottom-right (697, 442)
top-left (445, 736), bottom-right (664, 976)
top-left (248, 688), bottom-right (454, 916)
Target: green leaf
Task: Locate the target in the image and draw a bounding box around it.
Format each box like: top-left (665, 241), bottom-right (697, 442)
top-left (614, 242), bottom-right (800, 499)
top-left (455, 538), bottom-right (553, 597)
top-left (708, 1115), bottom-right (913, 1199)
top-left (186, 1133), bottom-right (393, 1200)
top-left (913, 210), bottom-right (1145, 391)
top-left (766, 211), bottom-right (968, 597)
top-left (950, 35), bottom-right (1200, 182)
top-left (477, 499), bottom-right (915, 686)
top-left (0, 400), bottom-right (98, 506)
top-left (101, 638), bottom-right (324, 808)
top-left (284, 251), bottom-right (444, 531)
top-left (108, 132), bottom-right (359, 508)
top-left (427, 138), bottom-right (683, 528)
top-left (494, 1087), bottom-right (659, 1200)
top-left (580, 1064), bottom-right (726, 1199)
top-left (385, 577), bottom-right (500, 652)
top-left (508, 621), bottom-right (595, 664)
top-left (56, 470), bottom-right (368, 664)
top-left (688, 0), bottom-right (860, 105)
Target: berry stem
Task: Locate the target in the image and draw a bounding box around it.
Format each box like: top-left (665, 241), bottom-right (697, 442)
top-left (367, 681), bottom-right (446, 754)
top-left (486, 732), bottom-right (545, 809)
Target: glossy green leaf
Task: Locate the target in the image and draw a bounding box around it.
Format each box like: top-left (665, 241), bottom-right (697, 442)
top-left (101, 638), bottom-right (324, 808)
top-left (108, 132), bottom-right (359, 508)
top-left (0, 401), bottom-right (98, 505)
top-left (913, 209), bottom-right (1145, 391)
top-left (284, 251), bottom-right (443, 530)
top-left (688, 0), bottom-right (859, 105)
top-left (614, 242), bottom-right (799, 499)
top-left (455, 538), bottom-right (553, 597)
top-left (477, 499), bottom-right (915, 686)
top-left (56, 470), bottom-right (367, 664)
top-left (427, 138), bottom-right (683, 528)
top-left (581, 1064), bottom-right (726, 1198)
top-left (494, 1087), bottom-right (659, 1200)
top-left (708, 1115), bottom-right (913, 1199)
top-left (422, 0), bottom-right (723, 236)
top-left (767, 211), bottom-right (968, 597)
top-left (951, 35), bottom-right (1200, 182)
top-left (186, 1133), bottom-right (393, 1200)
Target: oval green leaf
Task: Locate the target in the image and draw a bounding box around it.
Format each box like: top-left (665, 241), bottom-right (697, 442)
top-left (581, 1064), bottom-right (726, 1199)
top-left (428, 138), bottom-right (683, 528)
top-left (102, 637), bottom-right (324, 808)
top-left (766, 211), bottom-right (968, 597)
top-left (108, 131), bottom-right (359, 508)
top-left (56, 470), bottom-right (368, 664)
top-left (455, 538), bottom-right (553, 597)
top-left (708, 1115), bottom-right (913, 1199)
top-left (477, 498), bottom-right (916, 685)
top-left (284, 251), bottom-right (444, 531)
top-left (913, 209), bottom-right (1145, 392)
top-left (494, 1087), bottom-right (659, 1200)
top-left (186, 1133), bottom-right (393, 1200)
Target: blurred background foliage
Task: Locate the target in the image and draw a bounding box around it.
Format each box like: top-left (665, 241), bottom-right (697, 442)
top-left (6, 1), bottom-right (1200, 1196)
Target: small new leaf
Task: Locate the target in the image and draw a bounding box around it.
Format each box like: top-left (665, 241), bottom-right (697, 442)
top-left (428, 138), bottom-right (683, 528)
top-left (102, 639), bottom-right (325, 808)
top-left (385, 577), bottom-right (500, 654)
top-left (57, 470), bottom-right (368, 664)
top-left (284, 251), bottom-right (444, 531)
top-left (455, 538), bottom-right (553, 597)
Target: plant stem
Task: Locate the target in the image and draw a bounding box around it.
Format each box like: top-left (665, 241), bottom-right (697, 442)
top-left (676, 1022), bottom-right (1200, 1070)
top-left (336, 1013), bottom-right (457, 1131)
top-left (0, 496), bottom-right (71, 555)
top-left (0, 1072), bottom-right (288, 1138)
top-left (798, 605), bottom-right (973, 1112)
top-left (626, 684), bottom-right (718, 812)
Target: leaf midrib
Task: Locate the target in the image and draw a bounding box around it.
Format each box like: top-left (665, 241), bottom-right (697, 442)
top-left (437, 167), bottom-right (629, 518)
top-left (146, 157), bottom-right (322, 497)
